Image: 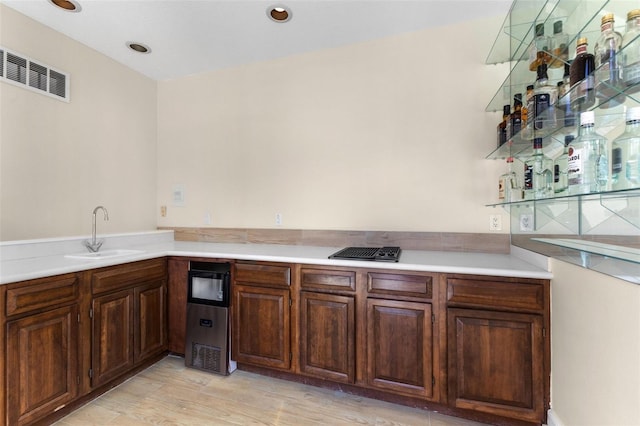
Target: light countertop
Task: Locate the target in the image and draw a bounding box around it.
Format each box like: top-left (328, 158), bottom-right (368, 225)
top-left (0, 231), bottom-right (552, 285)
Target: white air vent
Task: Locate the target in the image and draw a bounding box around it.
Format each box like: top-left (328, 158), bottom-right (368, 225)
top-left (0, 46), bottom-right (69, 101)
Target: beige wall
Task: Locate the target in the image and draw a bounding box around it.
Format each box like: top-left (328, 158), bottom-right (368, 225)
top-left (0, 5), bottom-right (158, 241)
top-left (157, 17), bottom-right (508, 232)
top-left (550, 259), bottom-right (640, 426)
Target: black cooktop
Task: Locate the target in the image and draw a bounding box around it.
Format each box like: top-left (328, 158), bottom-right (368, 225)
top-left (328, 246), bottom-right (401, 262)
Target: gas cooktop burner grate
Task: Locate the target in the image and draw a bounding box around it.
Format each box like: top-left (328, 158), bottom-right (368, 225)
top-left (328, 246), bottom-right (401, 262)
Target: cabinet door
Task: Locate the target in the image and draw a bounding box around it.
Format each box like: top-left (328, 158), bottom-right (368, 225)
top-left (92, 289), bottom-right (134, 387)
top-left (366, 299), bottom-right (433, 399)
top-left (447, 308), bottom-right (544, 423)
top-left (167, 258), bottom-right (189, 354)
top-left (232, 285), bottom-right (290, 370)
top-left (7, 305), bottom-right (79, 426)
top-left (135, 280), bottom-right (167, 363)
top-left (300, 291), bottom-right (355, 383)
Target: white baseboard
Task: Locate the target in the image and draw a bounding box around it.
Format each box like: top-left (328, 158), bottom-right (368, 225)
top-left (547, 409), bottom-right (565, 426)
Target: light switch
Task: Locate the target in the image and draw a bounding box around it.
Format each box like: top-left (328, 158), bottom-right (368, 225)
top-left (172, 184), bottom-right (185, 206)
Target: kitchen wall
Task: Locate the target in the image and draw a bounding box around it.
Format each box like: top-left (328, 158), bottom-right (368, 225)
top-left (156, 16), bottom-right (508, 233)
top-left (0, 5), bottom-right (158, 241)
top-left (549, 259), bottom-right (640, 426)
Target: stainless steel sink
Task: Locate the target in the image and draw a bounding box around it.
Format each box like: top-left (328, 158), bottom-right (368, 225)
top-left (65, 249), bottom-right (145, 260)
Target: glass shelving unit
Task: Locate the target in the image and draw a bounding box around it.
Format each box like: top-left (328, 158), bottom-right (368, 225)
top-left (486, 0), bottom-right (640, 283)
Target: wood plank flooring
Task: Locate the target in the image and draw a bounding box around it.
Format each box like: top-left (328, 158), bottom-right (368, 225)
top-left (55, 356), bottom-right (489, 426)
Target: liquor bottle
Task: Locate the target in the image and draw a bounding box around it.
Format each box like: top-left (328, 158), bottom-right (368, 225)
top-left (550, 20), bottom-right (569, 68)
top-left (510, 94), bottom-right (523, 139)
top-left (594, 13), bottom-right (624, 108)
top-left (529, 23), bottom-right (551, 72)
top-left (522, 84), bottom-right (534, 139)
top-left (559, 63), bottom-right (575, 127)
top-left (498, 156), bottom-right (521, 202)
top-left (622, 9), bottom-right (640, 93)
top-left (611, 106), bottom-right (640, 190)
top-left (533, 64), bottom-right (557, 132)
top-left (497, 104), bottom-right (510, 147)
top-left (554, 135), bottom-right (574, 194)
top-left (524, 137), bottom-right (554, 200)
top-left (568, 111), bottom-right (608, 194)
top-left (569, 37), bottom-right (595, 111)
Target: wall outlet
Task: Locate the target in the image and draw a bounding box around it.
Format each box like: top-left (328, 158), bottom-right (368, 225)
top-left (275, 213), bottom-right (282, 226)
top-left (160, 205), bottom-right (167, 217)
top-left (204, 211), bottom-right (212, 225)
top-left (520, 213), bottom-right (534, 232)
top-left (489, 214), bottom-right (502, 231)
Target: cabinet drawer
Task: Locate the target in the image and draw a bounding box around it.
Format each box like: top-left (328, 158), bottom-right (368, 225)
top-left (234, 262), bottom-right (291, 288)
top-left (6, 273), bottom-right (80, 316)
top-left (92, 258), bottom-right (167, 295)
top-left (367, 272), bottom-right (433, 299)
top-left (300, 268), bottom-right (356, 292)
top-left (446, 277), bottom-right (545, 312)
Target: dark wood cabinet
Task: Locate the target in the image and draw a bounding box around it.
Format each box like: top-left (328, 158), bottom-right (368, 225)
top-left (445, 274), bottom-right (550, 424)
top-left (135, 280), bottom-right (166, 363)
top-left (4, 273), bottom-right (81, 426)
top-left (90, 259), bottom-right (167, 388)
top-left (299, 291), bottom-right (355, 383)
top-left (233, 284), bottom-right (291, 370)
top-left (232, 261), bottom-right (292, 370)
top-left (167, 257), bottom-right (189, 354)
top-left (366, 298), bottom-right (434, 399)
top-left (7, 304), bottom-right (79, 426)
top-left (91, 289), bottom-right (134, 387)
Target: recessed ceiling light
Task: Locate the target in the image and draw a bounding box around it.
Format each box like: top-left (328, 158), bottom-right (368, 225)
top-left (127, 42), bottom-right (151, 54)
top-left (49, 0), bottom-right (81, 12)
top-left (267, 4), bottom-right (292, 23)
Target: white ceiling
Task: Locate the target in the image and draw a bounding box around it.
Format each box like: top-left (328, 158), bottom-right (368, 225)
top-left (1, 0), bottom-right (511, 81)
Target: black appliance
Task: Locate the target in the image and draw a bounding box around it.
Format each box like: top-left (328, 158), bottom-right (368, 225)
top-left (328, 246), bottom-right (402, 262)
top-left (185, 261), bottom-right (236, 375)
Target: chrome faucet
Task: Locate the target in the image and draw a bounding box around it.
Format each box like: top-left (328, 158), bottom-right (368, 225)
top-left (84, 206), bottom-right (109, 252)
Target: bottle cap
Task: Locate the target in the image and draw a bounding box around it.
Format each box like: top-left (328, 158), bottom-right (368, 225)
top-left (533, 137), bottom-right (543, 148)
top-left (580, 110), bottom-right (595, 126)
top-left (564, 135), bottom-right (575, 146)
top-left (503, 105), bottom-right (511, 115)
top-left (514, 93), bottom-right (522, 106)
top-left (527, 84), bottom-right (534, 91)
top-left (626, 106), bottom-right (640, 122)
top-left (535, 23), bottom-right (545, 36)
top-left (601, 13), bottom-right (615, 24)
top-left (537, 63), bottom-right (548, 79)
top-left (553, 20), bottom-right (563, 34)
top-left (628, 9), bottom-right (640, 21)
top-left (577, 37), bottom-right (588, 46)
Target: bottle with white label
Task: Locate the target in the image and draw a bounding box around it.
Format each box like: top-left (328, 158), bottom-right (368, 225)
top-left (499, 157), bottom-right (522, 202)
top-left (568, 111), bottom-right (608, 194)
top-left (554, 134), bottom-right (574, 194)
top-left (524, 137), bottom-right (554, 200)
top-left (611, 106), bottom-right (640, 190)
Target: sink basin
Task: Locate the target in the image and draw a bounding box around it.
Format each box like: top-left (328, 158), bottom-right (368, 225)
top-left (65, 249), bottom-right (145, 260)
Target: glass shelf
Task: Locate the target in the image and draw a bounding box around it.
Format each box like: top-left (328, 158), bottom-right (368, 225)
top-left (485, 0), bottom-right (640, 280)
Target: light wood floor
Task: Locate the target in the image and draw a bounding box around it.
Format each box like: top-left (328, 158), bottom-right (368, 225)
top-left (55, 356), bottom-right (489, 426)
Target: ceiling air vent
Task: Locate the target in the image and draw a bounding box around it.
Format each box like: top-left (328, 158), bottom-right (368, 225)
top-left (0, 46), bottom-right (70, 102)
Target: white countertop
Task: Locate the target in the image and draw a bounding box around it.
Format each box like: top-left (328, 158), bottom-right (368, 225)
top-left (0, 231), bottom-right (552, 285)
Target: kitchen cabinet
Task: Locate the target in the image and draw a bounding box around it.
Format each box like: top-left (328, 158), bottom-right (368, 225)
top-left (486, 0), bottom-right (640, 280)
top-left (299, 267), bottom-right (356, 383)
top-left (167, 257), bottom-right (189, 354)
top-left (445, 274), bottom-right (549, 424)
top-left (4, 273), bottom-right (81, 426)
top-left (90, 259), bottom-right (167, 388)
top-left (365, 271), bottom-right (437, 400)
top-left (232, 261), bottom-right (292, 370)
